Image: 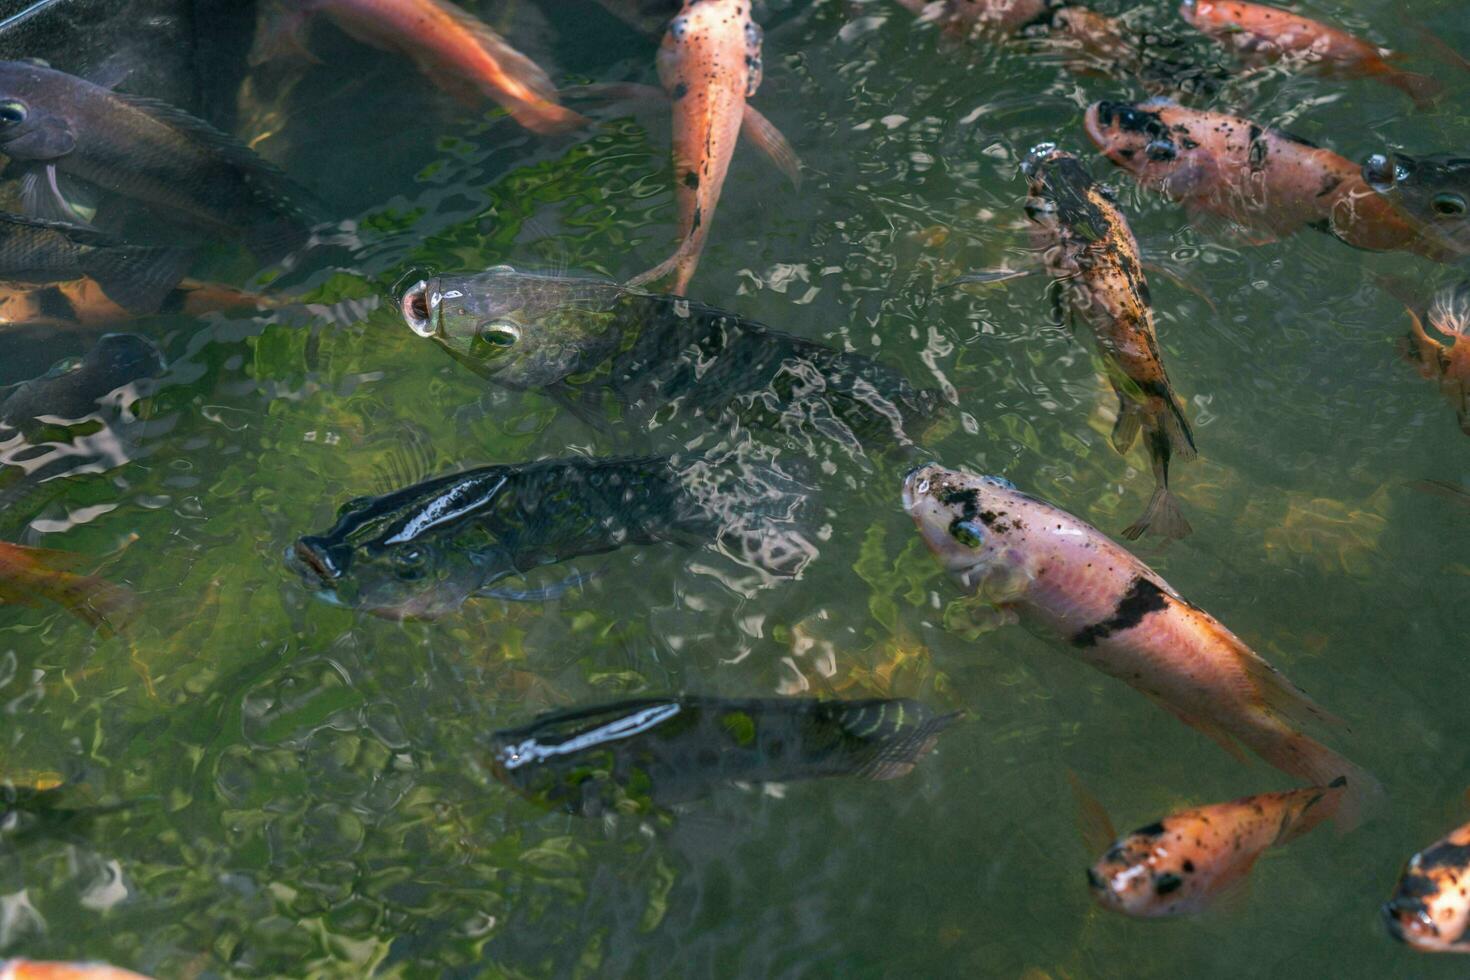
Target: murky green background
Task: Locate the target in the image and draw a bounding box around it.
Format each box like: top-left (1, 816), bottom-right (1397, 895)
top-left (0, 0), bottom-right (1468, 975)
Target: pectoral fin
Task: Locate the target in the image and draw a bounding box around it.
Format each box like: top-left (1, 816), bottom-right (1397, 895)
top-left (741, 104), bottom-right (801, 188)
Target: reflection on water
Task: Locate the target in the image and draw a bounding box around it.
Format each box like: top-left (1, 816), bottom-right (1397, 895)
top-left (0, 0), bottom-right (1467, 976)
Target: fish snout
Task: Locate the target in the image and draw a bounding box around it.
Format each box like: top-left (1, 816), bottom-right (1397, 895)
top-left (401, 280), bottom-right (439, 338)
top-left (901, 464), bottom-right (943, 512)
top-left (1021, 142), bottom-right (1061, 179)
top-left (292, 536), bottom-right (349, 585)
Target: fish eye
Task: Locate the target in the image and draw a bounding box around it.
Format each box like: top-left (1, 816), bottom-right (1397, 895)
top-left (0, 101), bottom-right (27, 125)
top-left (476, 320), bottom-right (520, 349)
top-left (391, 547), bottom-right (427, 580)
top-left (1145, 139), bottom-right (1177, 162)
top-left (1432, 193), bottom-right (1467, 217)
top-left (948, 519), bottom-right (985, 549)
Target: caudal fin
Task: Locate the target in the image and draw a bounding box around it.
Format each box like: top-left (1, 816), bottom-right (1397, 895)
top-left (1380, 68), bottom-right (1443, 110)
top-left (1122, 483), bottom-right (1192, 540)
top-left (1251, 732), bottom-right (1382, 833)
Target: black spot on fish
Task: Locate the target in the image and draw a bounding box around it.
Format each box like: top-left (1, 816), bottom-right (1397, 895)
top-left (1316, 174), bottom-right (1343, 198)
top-left (1096, 101), bottom-right (1169, 140)
top-left (1248, 130), bottom-right (1268, 173)
top-left (978, 510), bottom-right (1000, 528)
top-left (683, 172), bottom-right (700, 189)
top-left (1132, 821), bottom-right (1167, 839)
top-left (37, 286), bottom-right (76, 324)
top-left (692, 206), bottom-right (702, 230)
top-left (1417, 842), bottom-right (1470, 871)
top-left (1154, 873), bottom-right (1183, 896)
top-left (1182, 859), bottom-right (1195, 873)
top-left (1071, 577), bottom-right (1169, 648)
top-left (1181, 136), bottom-right (1200, 150)
top-left (672, 82), bottom-right (688, 100)
top-left (940, 487), bottom-right (979, 517)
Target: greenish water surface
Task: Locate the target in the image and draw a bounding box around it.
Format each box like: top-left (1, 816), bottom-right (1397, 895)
top-left (1, 0), bottom-right (1469, 976)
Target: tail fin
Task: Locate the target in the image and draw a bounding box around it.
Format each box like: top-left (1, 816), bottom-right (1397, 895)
top-left (1122, 483), bottom-right (1192, 540)
top-left (1276, 776), bottom-right (1349, 846)
top-left (1250, 732), bottom-right (1382, 833)
top-left (1379, 68), bottom-right (1443, 110)
top-left (851, 708), bottom-right (963, 781)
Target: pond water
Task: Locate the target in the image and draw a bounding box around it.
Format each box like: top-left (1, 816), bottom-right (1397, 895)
top-left (1, 0), bottom-right (1468, 976)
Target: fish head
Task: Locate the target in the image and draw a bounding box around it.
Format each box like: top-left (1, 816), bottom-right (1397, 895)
top-left (1084, 99), bottom-right (1213, 199)
top-left (1381, 831), bottom-right (1470, 952)
top-left (400, 266), bottom-right (626, 388)
top-left (289, 470), bottom-right (515, 620)
top-left (1019, 142), bottom-right (1110, 239)
top-left (1087, 820), bottom-right (1193, 918)
top-left (0, 61), bottom-right (79, 160)
top-left (1362, 153), bottom-right (1470, 258)
top-left (901, 464), bottom-right (1036, 600)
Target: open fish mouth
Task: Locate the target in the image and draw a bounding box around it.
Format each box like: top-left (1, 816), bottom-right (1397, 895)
top-left (400, 280), bottom-right (438, 337)
top-left (289, 538), bottom-right (340, 588)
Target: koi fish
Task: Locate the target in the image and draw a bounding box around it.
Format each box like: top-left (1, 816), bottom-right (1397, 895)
top-left (1401, 281), bottom-right (1470, 435)
top-left (1383, 817), bottom-right (1470, 952)
top-left (889, 0), bottom-right (1054, 39)
top-left (1020, 144), bottom-right (1195, 540)
top-left (1086, 778), bottom-right (1346, 917)
top-left (0, 962), bottom-right (152, 980)
top-left (254, 0), bottom-right (586, 134)
top-left (1363, 152), bottom-right (1470, 260)
top-left (629, 0), bottom-right (799, 294)
top-left (0, 276), bottom-right (277, 328)
top-left (1179, 0), bottom-right (1441, 108)
top-left (901, 464), bottom-right (1380, 830)
top-left (1083, 98), bottom-right (1450, 260)
top-left (0, 542), bottom-right (135, 633)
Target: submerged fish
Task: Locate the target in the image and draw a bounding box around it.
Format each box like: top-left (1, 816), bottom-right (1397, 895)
top-left (0, 213), bottom-right (191, 315)
top-left (1020, 144), bottom-right (1195, 540)
top-left (254, 0), bottom-right (586, 134)
top-left (629, 0), bottom-right (799, 293)
top-left (0, 276), bottom-right (273, 329)
top-left (1083, 98), bottom-right (1448, 260)
top-left (1383, 818), bottom-right (1470, 953)
top-left (489, 695), bottom-right (959, 815)
top-left (401, 267), bottom-right (942, 449)
top-left (0, 60), bottom-right (312, 261)
top-left (1362, 152), bottom-right (1470, 260)
top-left (901, 465), bottom-right (1379, 829)
top-left (1179, 0), bottom-right (1440, 108)
top-left (890, 0), bottom-right (1054, 39)
top-left (0, 962), bottom-right (152, 980)
top-left (0, 333), bottom-right (163, 428)
top-left (291, 454), bottom-right (815, 619)
top-left (1401, 281), bottom-right (1470, 435)
top-left (1087, 779), bottom-right (1345, 917)
top-left (0, 542), bottom-right (135, 633)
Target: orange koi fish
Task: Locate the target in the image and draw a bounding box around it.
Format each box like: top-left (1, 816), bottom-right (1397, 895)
top-left (890, 0), bottom-right (1054, 39)
top-left (1179, 0), bottom-right (1440, 108)
top-left (254, 0), bottom-right (586, 134)
top-left (629, 0), bottom-right (800, 294)
top-left (1383, 817), bottom-right (1470, 952)
top-left (0, 542), bottom-right (135, 633)
top-left (903, 465), bottom-right (1380, 829)
top-left (1021, 144), bottom-right (1195, 540)
top-left (1086, 779), bottom-right (1345, 917)
top-left (1402, 281), bottom-right (1470, 435)
top-left (0, 277), bottom-right (276, 328)
top-left (1084, 99), bottom-right (1452, 260)
top-left (0, 964), bottom-right (151, 980)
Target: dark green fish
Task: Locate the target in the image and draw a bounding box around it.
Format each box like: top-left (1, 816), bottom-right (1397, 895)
top-left (0, 333), bottom-right (164, 429)
top-left (400, 267), bottom-right (945, 450)
top-left (0, 60), bottom-right (313, 261)
top-left (291, 454), bottom-right (816, 619)
top-left (1363, 152), bottom-right (1470, 259)
top-left (489, 695), bottom-right (960, 816)
top-left (0, 212), bottom-right (191, 314)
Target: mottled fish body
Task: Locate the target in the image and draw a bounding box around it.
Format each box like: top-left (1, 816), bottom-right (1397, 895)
top-left (901, 464), bottom-right (1378, 829)
top-left (401, 267), bottom-right (942, 448)
top-left (1383, 819), bottom-right (1470, 953)
top-left (1088, 781), bottom-right (1345, 917)
top-left (1083, 99), bottom-right (1447, 260)
top-left (1020, 144), bottom-right (1195, 540)
top-left (489, 695), bottom-right (958, 815)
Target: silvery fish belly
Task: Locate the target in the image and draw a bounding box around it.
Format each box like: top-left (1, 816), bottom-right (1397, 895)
top-left (289, 453), bottom-right (818, 619)
top-left (487, 695), bottom-right (959, 816)
top-left (400, 267), bottom-right (944, 451)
